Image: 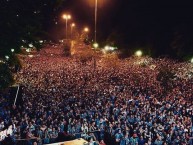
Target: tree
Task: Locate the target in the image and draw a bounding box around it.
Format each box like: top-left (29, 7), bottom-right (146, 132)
top-left (0, 0), bottom-right (66, 57)
top-left (156, 66), bottom-right (175, 94)
top-left (0, 63), bottom-right (14, 91)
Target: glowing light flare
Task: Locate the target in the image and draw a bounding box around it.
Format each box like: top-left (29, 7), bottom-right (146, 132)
top-left (84, 27), bottom-right (89, 32)
top-left (62, 14), bottom-right (71, 19)
top-left (11, 49), bottom-right (14, 52)
top-left (104, 45), bottom-right (118, 51)
top-left (104, 45), bottom-right (109, 51)
top-left (93, 43), bottom-right (99, 48)
top-left (71, 23), bottom-right (75, 27)
top-left (135, 50), bottom-right (143, 57)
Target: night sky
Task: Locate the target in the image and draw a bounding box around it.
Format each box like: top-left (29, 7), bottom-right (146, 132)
top-left (57, 0), bottom-right (193, 39)
top-left (54, 0), bottom-right (193, 57)
top-left (1, 0), bottom-right (193, 58)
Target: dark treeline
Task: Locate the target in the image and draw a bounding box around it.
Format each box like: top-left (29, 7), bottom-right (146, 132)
top-left (102, 0), bottom-right (193, 59)
top-left (0, 0), bottom-right (66, 57)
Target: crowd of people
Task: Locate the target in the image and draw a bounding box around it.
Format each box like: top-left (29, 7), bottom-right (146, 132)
top-left (0, 44), bottom-right (193, 145)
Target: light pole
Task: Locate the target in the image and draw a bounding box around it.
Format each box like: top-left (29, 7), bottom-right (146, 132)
top-left (62, 14), bottom-right (71, 39)
top-left (84, 27), bottom-right (89, 40)
top-left (70, 23), bottom-right (75, 39)
top-left (94, 0), bottom-right (98, 43)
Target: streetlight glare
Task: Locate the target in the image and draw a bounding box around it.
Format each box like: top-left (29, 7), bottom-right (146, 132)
top-left (62, 14), bottom-right (67, 19)
top-left (84, 27), bottom-right (89, 32)
top-left (93, 43), bottom-right (99, 48)
top-left (62, 14), bottom-right (71, 19)
top-left (85, 0), bottom-right (109, 7)
top-left (62, 14), bottom-right (72, 39)
top-left (135, 50), bottom-right (143, 57)
top-left (71, 23), bottom-right (75, 27)
top-left (11, 49), bottom-right (14, 52)
top-left (104, 45), bottom-right (109, 51)
top-left (104, 45), bottom-right (118, 52)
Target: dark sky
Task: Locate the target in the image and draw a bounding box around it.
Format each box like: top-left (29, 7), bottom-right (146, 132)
top-left (1, 0), bottom-right (193, 57)
top-left (55, 0), bottom-right (193, 38)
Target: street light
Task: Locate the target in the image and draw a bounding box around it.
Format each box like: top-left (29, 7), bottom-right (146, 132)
top-left (11, 49), bottom-right (14, 52)
top-left (62, 14), bottom-right (71, 39)
top-left (135, 50), bottom-right (143, 57)
top-left (70, 23), bottom-right (75, 39)
top-left (94, 0), bottom-right (98, 43)
top-left (93, 43), bottom-right (99, 49)
top-left (84, 27), bottom-right (89, 32)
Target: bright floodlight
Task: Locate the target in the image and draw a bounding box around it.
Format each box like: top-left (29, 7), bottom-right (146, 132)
top-left (135, 50), bottom-right (143, 57)
top-left (191, 58), bottom-right (193, 63)
top-left (93, 43), bottom-right (99, 48)
top-left (11, 49), bottom-right (14, 52)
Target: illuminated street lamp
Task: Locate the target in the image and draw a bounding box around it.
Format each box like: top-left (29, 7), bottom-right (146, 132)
top-left (11, 49), bottom-right (14, 52)
top-left (84, 27), bottom-right (89, 32)
top-left (135, 50), bottom-right (143, 57)
top-left (62, 14), bottom-right (71, 39)
top-left (93, 43), bottom-right (99, 49)
top-left (70, 23), bottom-right (75, 39)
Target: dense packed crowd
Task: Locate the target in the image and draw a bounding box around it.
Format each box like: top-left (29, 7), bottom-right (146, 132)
top-left (0, 45), bottom-right (193, 145)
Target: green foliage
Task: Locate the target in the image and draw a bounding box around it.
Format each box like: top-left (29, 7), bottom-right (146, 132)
top-left (157, 66), bottom-right (175, 93)
top-left (0, 63), bottom-right (14, 90)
